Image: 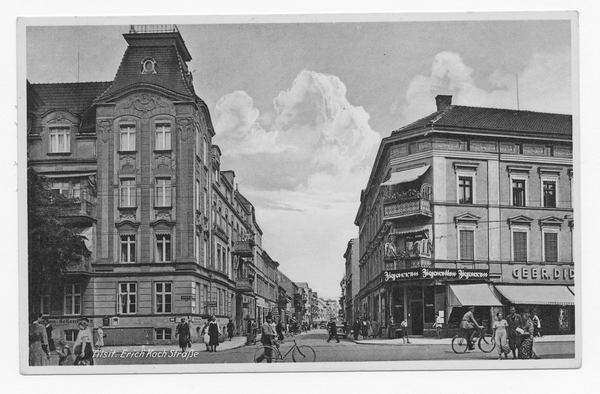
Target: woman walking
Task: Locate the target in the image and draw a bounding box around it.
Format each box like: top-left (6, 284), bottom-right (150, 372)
top-left (493, 312), bottom-right (510, 359)
top-left (201, 321), bottom-right (210, 351)
top-left (73, 318), bottom-right (95, 365)
top-left (208, 315), bottom-right (220, 352)
top-left (29, 314), bottom-right (50, 366)
top-left (519, 313), bottom-right (536, 359)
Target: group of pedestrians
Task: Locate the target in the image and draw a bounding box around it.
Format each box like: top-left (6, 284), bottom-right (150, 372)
top-left (495, 307), bottom-right (541, 360)
top-left (349, 316), bottom-right (410, 343)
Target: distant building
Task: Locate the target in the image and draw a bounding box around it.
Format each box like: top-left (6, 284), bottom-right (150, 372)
top-left (355, 95), bottom-right (574, 336)
top-left (342, 238), bottom-right (359, 323)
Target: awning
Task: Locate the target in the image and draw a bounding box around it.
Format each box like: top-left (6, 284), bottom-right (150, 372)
top-left (495, 285), bottom-right (575, 306)
top-left (447, 283), bottom-right (503, 307)
top-left (381, 165), bottom-right (430, 186)
top-left (568, 286), bottom-right (574, 296)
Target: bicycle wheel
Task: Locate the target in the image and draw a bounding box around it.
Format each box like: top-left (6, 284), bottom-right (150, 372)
top-left (253, 346), bottom-right (281, 363)
top-left (478, 334), bottom-right (496, 353)
top-left (451, 335), bottom-right (468, 354)
top-left (292, 345), bottom-right (316, 362)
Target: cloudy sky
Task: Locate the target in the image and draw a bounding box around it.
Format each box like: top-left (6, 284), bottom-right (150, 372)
top-left (26, 17), bottom-right (573, 298)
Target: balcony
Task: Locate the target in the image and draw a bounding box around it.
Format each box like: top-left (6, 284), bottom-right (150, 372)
top-left (235, 278), bottom-right (254, 293)
top-left (212, 223), bottom-right (229, 242)
top-left (383, 191), bottom-right (431, 220)
top-left (64, 258), bottom-right (93, 276)
top-left (59, 190), bottom-right (96, 225)
top-left (384, 254), bottom-right (432, 270)
top-left (232, 239), bottom-right (255, 257)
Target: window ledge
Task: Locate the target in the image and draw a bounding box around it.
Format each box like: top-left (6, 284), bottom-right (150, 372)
top-left (118, 150), bottom-right (137, 154)
top-left (118, 206), bottom-right (138, 211)
top-left (154, 205), bottom-right (173, 210)
top-left (47, 152), bottom-right (71, 156)
top-left (154, 149), bottom-right (172, 154)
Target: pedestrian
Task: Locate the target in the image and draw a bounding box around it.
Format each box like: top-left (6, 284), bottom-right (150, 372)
top-left (361, 317), bottom-right (369, 339)
top-left (56, 339), bottom-right (74, 366)
top-left (367, 317), bottom-right (374, 338)
top-left (532, 310), bottom-right (542, 337)
top-left (326, 318), bottom-right (340, 343)
top-left (506, 306), bottom-right (523, 359)
top-left (208, 315), bottom-right (220, 352)
top-left (371, 319), bottom-right (379, 339)
top-left (73, 318), bottom-right (95, 365)
top-left (387, 316), bottom-right (395, 339)
top-left (95, 325), bottom-right (105, 349)
top-left (400, 317), bottom-right (411, 344)
top-left (201, 321), bottom-right (210, 351)
top-left (352, 319), bottom-right (360, 340)
top-left (518, 313), bottom-right (536, 359)
top-left (492, 312), bottom-right (510, 360)
top-left (276, 319), bottom-right (286, 341)
top-left (175, 317), bottom-right (191, 353)
top-left (433, 313), bottom-right (444, 339)
top-left (42, 317), bottom-right (56, 353)
top-left (227, 319), bottom-right (235, 341)
top-left (28, 313), bottom-right (50, 366)
top-left (460, 306), bottom-right (484, 351)
top-left (255, 314), bottom-right (277, 363)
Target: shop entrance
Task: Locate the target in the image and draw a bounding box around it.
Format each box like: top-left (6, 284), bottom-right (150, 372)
top-left (410, 300), bottom-right (423, 335)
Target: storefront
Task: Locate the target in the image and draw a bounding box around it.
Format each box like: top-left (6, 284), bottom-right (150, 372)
top-left (383, 267), bottom-right (493, 336)
top-left (494, 264), bottom-right (575, 335)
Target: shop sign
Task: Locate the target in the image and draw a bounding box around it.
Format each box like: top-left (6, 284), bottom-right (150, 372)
top-left (501, 264), bottom-right (574, 284)
top-left (383, 268), bottom-right (489, 282)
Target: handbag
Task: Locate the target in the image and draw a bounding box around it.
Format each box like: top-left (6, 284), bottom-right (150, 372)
top-left (516, 327), bottom-right (525, 335)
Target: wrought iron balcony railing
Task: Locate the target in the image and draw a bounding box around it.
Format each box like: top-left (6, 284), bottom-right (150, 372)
top-left (384, 254), bottom-right (432, 270)
top-left (383, 191), bottom-right (431, 220)
top-left (232, 239), bottom-right (255, 257)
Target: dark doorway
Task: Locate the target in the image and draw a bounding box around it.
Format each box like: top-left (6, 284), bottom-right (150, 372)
top-left (410, 300), bottom-right (423, 335)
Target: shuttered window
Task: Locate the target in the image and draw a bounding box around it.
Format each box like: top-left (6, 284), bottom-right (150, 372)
top-left (459, 230), bottom-right (474, 260)
top-left (544, 232), bottom-right (558, 262)
top-left (513, 231), bottom-right (528, 262)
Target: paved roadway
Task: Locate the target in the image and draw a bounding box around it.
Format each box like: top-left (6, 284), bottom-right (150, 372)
top-left (93, 329), bottom-right (575, 366)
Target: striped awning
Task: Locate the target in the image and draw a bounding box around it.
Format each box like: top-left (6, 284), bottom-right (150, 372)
top-left (447, 283), bottom-right (503, 307)
top-left (381, 165), bottom-right (430, 186)
top-left (495, 285), bottom-right (575, 306)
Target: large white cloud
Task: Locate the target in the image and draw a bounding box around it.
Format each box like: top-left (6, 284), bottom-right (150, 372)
top-left (398, 49), bottom-right (572, 125)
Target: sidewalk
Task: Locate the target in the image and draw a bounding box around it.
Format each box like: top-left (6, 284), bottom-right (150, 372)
top-left (354, 334), bottom-right (575, 346)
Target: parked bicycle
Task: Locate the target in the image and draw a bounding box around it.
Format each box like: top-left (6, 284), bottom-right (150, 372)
top-left (452, 327), bottom-right (495, 354)
top-left (253, 332), bottom-right (316, 363)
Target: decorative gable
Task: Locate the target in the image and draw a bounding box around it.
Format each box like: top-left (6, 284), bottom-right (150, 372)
top-left (539, 216), bottom-right (564, 228)
top-left (454, 212), bottom-right (481, 227)
top-left (507, 215), bottom-right (534, 228)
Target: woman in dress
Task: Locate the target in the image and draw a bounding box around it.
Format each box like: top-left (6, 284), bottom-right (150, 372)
top-left (29, 314), bottom-right (51, 366)
top-left (73, 318), bottom-right (95, 365)
top-left (208, 315), bottom-right (220, 352)
top-left (493, 312), bottom-right (510, 360)
top-left (519, 313), bottom-right (536, 359)
top-left (95, 325), bottom-right (105, 349)
top-left (200, 321), bottom-right (210, 351)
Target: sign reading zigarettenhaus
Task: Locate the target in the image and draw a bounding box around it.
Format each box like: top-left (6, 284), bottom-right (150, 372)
top-left (383, 268), bottom-right (490, 282)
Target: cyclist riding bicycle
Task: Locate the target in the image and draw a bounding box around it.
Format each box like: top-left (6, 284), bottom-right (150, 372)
top-left (460, 306), bottom-right (484, 350)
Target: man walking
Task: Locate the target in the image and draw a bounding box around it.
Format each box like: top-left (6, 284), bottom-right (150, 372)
top-left (352, 318), bottom-right (360, 341)
top-left (226, 319), bottom-right (235, 341)
top-left (175, 317), bottom-right (190, 353)
top-left (326, 318), bottom-right (340, 343)
top-left (506, 306), bottom-right (523, 359)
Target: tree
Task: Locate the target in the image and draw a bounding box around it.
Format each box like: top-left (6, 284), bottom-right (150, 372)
top-left (27, 167), bottom-right (91, 312)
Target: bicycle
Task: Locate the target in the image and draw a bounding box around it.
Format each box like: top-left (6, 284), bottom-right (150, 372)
top-left (451, 327), bottom-right (495, 354)
top-left (253, 333), bottom-right (316, 363)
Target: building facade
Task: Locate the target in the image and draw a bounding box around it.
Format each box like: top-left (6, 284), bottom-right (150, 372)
top-left (355, 95), bottom-right (574, 337)
top-left (342, 238), bottom-right (360, 323)
top-left (27, 25), bottom-right (298, 345)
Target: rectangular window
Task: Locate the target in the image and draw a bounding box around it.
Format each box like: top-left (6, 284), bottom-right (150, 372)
top-left (155, 124), bottom-right (171, 150)
top-left (155, 178), bottom-right (172, 207)
top-left (119, 283), bottom-right (137, 314)
top-left (156, 234), bottom-right (172, 262)
top-left (49, 127), bottom-right (70, 153)
top-left (203, 188), bottom-right (208, 216)
top-left (120, 125), bottom-right (136, 151)
top-left (64, 330), bottom-right (78, 342)
top-left (512, 179), bottom-right (526, 207)
top-left (120, 234), bottom-right (136, 263)
top-left (203, 240), bottom-right (207, 268)
top-left (155, 328), bottom-right (172, 340)
top-left (217, 244), bottom-right (222, 271)
top-left (544, 232), bottom-right (559, 263)
top-left (120, 179), bottom-right (136, 207)
top-left (513, 231), bottom-right (528, 262)
top-left (459, 230), bottom-right (474, 260)
top-left (203, 138), bottom-right (208, 164)
top-left (64, 284), bottom-right (82, 315)
top-left (40, 295), bottom-right (50, 315)
top-left (196, 180), bottom-right (201, 211)
top-left (155, 282), bottom-right (172, 314)
top-left (543, 181), bottom-right (557, 208)
top-left (458, 176), bottom-right (473, 204)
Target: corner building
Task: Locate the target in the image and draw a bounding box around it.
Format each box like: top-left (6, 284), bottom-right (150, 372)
top-left (355, 95), bottom-right (574, 337)
top-left (28, 26), bottom-right (237, 345)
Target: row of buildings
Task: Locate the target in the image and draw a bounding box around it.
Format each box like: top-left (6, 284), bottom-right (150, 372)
top-left (340, 95), bottom-right (575, 337)
top-left (26, 25), bottom-right (321, 345)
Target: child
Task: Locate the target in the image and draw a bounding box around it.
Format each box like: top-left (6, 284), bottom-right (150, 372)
top-left (433, 314), bottom-right (444, 339)
top-left (56, 339), bottom-right (74, 366)
top-left (400, 318), bottom-right (410, 344)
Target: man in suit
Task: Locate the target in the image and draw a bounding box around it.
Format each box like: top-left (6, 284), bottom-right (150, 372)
top-left (326, 318), bottom-right (340, 343)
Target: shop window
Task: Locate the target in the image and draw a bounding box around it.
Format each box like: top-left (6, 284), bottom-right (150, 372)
top-left (119, 282), bottom-right (137, 314)
top-left (155, 328), bottom-right (172, 340)
top-left (155, 282), bottom-right (172, 314)
top-left (424, 286), bottom-right (435, 323)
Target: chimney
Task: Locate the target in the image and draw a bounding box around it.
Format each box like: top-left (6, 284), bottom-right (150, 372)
top-left (435, 95), bottom-right (452, 111)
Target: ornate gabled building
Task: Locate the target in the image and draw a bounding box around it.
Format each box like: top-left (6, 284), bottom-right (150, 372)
top-left (27, 25), bottom-right (298, 345)
top-left (355, 95), bottom-right (574, 337)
